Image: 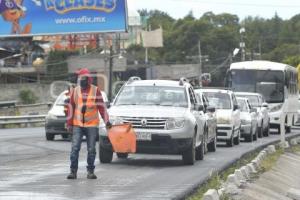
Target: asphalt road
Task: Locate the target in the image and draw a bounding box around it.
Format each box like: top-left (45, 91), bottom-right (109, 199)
top-left (0, 127), bottom-right (300, 200)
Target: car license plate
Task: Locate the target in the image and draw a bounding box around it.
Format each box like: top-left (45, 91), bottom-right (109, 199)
top-left (136, 132), bottom-right (152, 141)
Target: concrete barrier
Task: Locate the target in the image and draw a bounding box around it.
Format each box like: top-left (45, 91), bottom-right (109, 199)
top-left (287, 188), bottom-right (300, 200)
top-left (246, 163), bottom-right (257, 174)
top-left (234, 169), bottom-right (246, 182)
top-left (290, 139), bottom-right (298, 146)
top-left (267, 145), bottom-right (276, 154)
top-left (203, 189), bottom-right (220, 200)
top-left (251, 160), bottom-right (260, 169)
top-left (240, 166), bottom-right (250, 180)
top-left (280, 141), bottom-right (290, 149)
top-left (226, 174), bottom-right (241, 187)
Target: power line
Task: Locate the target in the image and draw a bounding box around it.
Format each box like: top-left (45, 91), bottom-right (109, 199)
top-left (172, 0), bottom-right (300, 8)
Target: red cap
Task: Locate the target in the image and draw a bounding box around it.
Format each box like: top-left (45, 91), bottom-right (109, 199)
top-left (78, 68), bottom-right (91, 76)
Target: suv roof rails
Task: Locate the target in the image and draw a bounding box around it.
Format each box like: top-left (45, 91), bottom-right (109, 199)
top-left (179, 77), bottom-right (188, 86)
top-left (202, 87), bottom-right (232, 90)
top-left (127, 76), bottom-right (142, 84)
top-left (201, 87), bottom-right (232, 91)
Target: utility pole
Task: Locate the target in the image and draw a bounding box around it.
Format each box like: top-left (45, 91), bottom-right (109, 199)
top-left (198, 40), bottom-right (202, 87)
top-left (108, 45), bottom-right (113, 102)
top-left (259, 40), bottom-right (262, 60)
top-left (145, 24), bottom-right (151, 64)
top-left (240, 28), bottom-right (246, 61)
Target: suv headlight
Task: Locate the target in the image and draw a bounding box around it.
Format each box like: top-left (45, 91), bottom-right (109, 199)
top-left (166, 118), bottom-right (185, 130)
top-left (110, 116), bottom-right (124, 125)
top-left (217, 117), bottom-right (231, 124)
top-left (47, 113), bottom-right (57, 120)
top-left (270, 104), bottom-right (283, 112)
top-left (241, 117), bottom-right (251, 125)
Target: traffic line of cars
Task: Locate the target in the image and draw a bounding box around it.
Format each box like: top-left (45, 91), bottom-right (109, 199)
top-left (45, 77), bottom-right (271, 165)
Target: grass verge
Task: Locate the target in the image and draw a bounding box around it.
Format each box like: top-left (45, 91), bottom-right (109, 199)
top-left (258, 147), bottom-right (284, 173)
top-left (187, 151), bottom-right (258, 200)
top-left (288, 145), bottom-right (300, 153)
top-left (188, 144), bottom-right (300, 200)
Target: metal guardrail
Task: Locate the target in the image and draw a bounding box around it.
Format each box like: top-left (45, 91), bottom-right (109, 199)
top-left (0, 115), bottom-right (46, 125)
top-left (0, 101), bottom-right (17, 108)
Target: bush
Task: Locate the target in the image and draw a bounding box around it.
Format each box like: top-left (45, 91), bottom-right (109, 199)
top-left (19, 89), bottom-right (38, 105)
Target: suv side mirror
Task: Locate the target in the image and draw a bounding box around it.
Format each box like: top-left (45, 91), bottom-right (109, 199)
top-left (234, 105), bottom-right (239, 111)
top-left (47, 102), bottom-right (53, 109)
top-left (207, 106), bottom-right (216, 113)
top-left (106, 102), bottom-right (111, 109)
top-left (195, 104), bottom-right (204, 111)
top-left (262, 103), bottom-right (268, 108)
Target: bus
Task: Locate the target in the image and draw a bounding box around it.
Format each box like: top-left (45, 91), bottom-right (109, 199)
top-left (226, 61), bottom-right (298, 133)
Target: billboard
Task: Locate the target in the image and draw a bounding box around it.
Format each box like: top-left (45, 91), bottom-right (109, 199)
top-left (0, 0), bottom-right (128, 37)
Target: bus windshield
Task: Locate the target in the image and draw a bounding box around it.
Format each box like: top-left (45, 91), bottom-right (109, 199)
top-left (231, 70), bottom-right (284, 103)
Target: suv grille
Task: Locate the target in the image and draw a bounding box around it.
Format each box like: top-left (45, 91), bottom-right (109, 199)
top-left (122, 117), bottom-right (167, 130)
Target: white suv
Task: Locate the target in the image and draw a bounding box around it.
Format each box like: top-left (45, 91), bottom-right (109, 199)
top-left (200, 89), bottom-right (241, 147)
top-left (99, 78), bottom-right (211, 165)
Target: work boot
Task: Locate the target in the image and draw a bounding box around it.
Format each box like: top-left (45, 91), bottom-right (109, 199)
top-left (67, 169), bottom-right (77, 179)
top-left (87, 170), bottom-right (97, 179)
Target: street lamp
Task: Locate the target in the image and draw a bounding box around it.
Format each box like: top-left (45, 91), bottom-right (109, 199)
top-left (33, 57), bottom-right (44, 84)
top-left (107, 46), bottom-right (124, 102)
top-left (240, 27), bottom-right (246, 61)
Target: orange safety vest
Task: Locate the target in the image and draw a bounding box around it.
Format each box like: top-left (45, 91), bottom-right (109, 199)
top-left (73, 85), bottom-right (100, 127)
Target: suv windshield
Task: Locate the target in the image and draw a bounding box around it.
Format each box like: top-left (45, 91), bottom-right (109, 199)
top-left (115, 86), bottom-right (188, 107)
top-left (237, 99), bottom-right (248, 112)
top-left (55, 93), bottom-right (67, 106)
top-left (237, 95), bottom-right (260, 107)
top-left (203, 92), bottom-right (232, 109)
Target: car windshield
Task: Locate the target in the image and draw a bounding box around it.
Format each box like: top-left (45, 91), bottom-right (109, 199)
top-left (55, 93), bottom-right (67, 106)
top-left (231, 70), bottom-right (284, 103)
top-left (203, 92), bottom-right (232, 109)
top-left (115, 86), bottom-right (188, 107)
top-left (237, 95), bottom-right (260, 107)
top-left (237, 99), bottom-right (248, 112)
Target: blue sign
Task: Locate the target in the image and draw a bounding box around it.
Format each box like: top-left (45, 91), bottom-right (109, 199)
top-left (0, 0), bottom-right (128, 37)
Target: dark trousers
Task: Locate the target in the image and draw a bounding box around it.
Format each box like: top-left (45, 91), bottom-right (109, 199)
top-left (70, 126), bottom-right (98, 172)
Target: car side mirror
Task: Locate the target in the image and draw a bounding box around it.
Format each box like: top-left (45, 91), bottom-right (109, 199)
top-left (47, 102), bottom-right (53, 109)
top-left (262, 103), bottom-right (268, 108)
top-left (106, 102), bottom-right (111, 109)
top-left (207, 106), bottom-right (216, 113)
top-left (234, 105), bottom-right (239, 111)
top-left (195, 104), bottom-right (204, 111)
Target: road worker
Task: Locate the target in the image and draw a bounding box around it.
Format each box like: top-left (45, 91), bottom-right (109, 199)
top-left (66, 68), bottom-right (111, 179)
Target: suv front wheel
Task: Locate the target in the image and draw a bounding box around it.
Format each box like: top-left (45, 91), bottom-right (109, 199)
top-left (234, 128), bottom-right (240, 145)
top-left (226, 129), bottom-right (234, 147)
top-left (182, 137), bottom-right (196, 165)
top-left (99, 144), bottom-right (113, 163)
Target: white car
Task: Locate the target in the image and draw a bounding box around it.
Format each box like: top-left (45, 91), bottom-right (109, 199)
top-left (235, 92), bottom-right (270, 137)
top-left (237, 97), bottom-right (258, 142)
top-left (45, 90), bottom-right (108, 141)
top-left (200, 89), bottom-right (241, 147)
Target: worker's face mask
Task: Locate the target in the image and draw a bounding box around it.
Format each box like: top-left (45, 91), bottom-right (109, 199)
top-left (80, 77), bottom-right (88, 89)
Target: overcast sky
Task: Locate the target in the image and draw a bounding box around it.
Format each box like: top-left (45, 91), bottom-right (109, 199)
top-left (127, 0), bottom-right (300, 20)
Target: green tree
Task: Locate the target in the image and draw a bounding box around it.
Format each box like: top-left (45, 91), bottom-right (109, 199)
top-left (46, 51), bottom-right (74, 82)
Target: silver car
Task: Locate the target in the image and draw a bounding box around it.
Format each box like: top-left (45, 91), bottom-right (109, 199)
top-left (99, 78), bottom-right (211, 165)
top-left (194, 89), bottom-right (217, 152)
top-left (237, 97), bottom-right (258, 142)
top-left (235, 92), bottom-right (270, 137)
